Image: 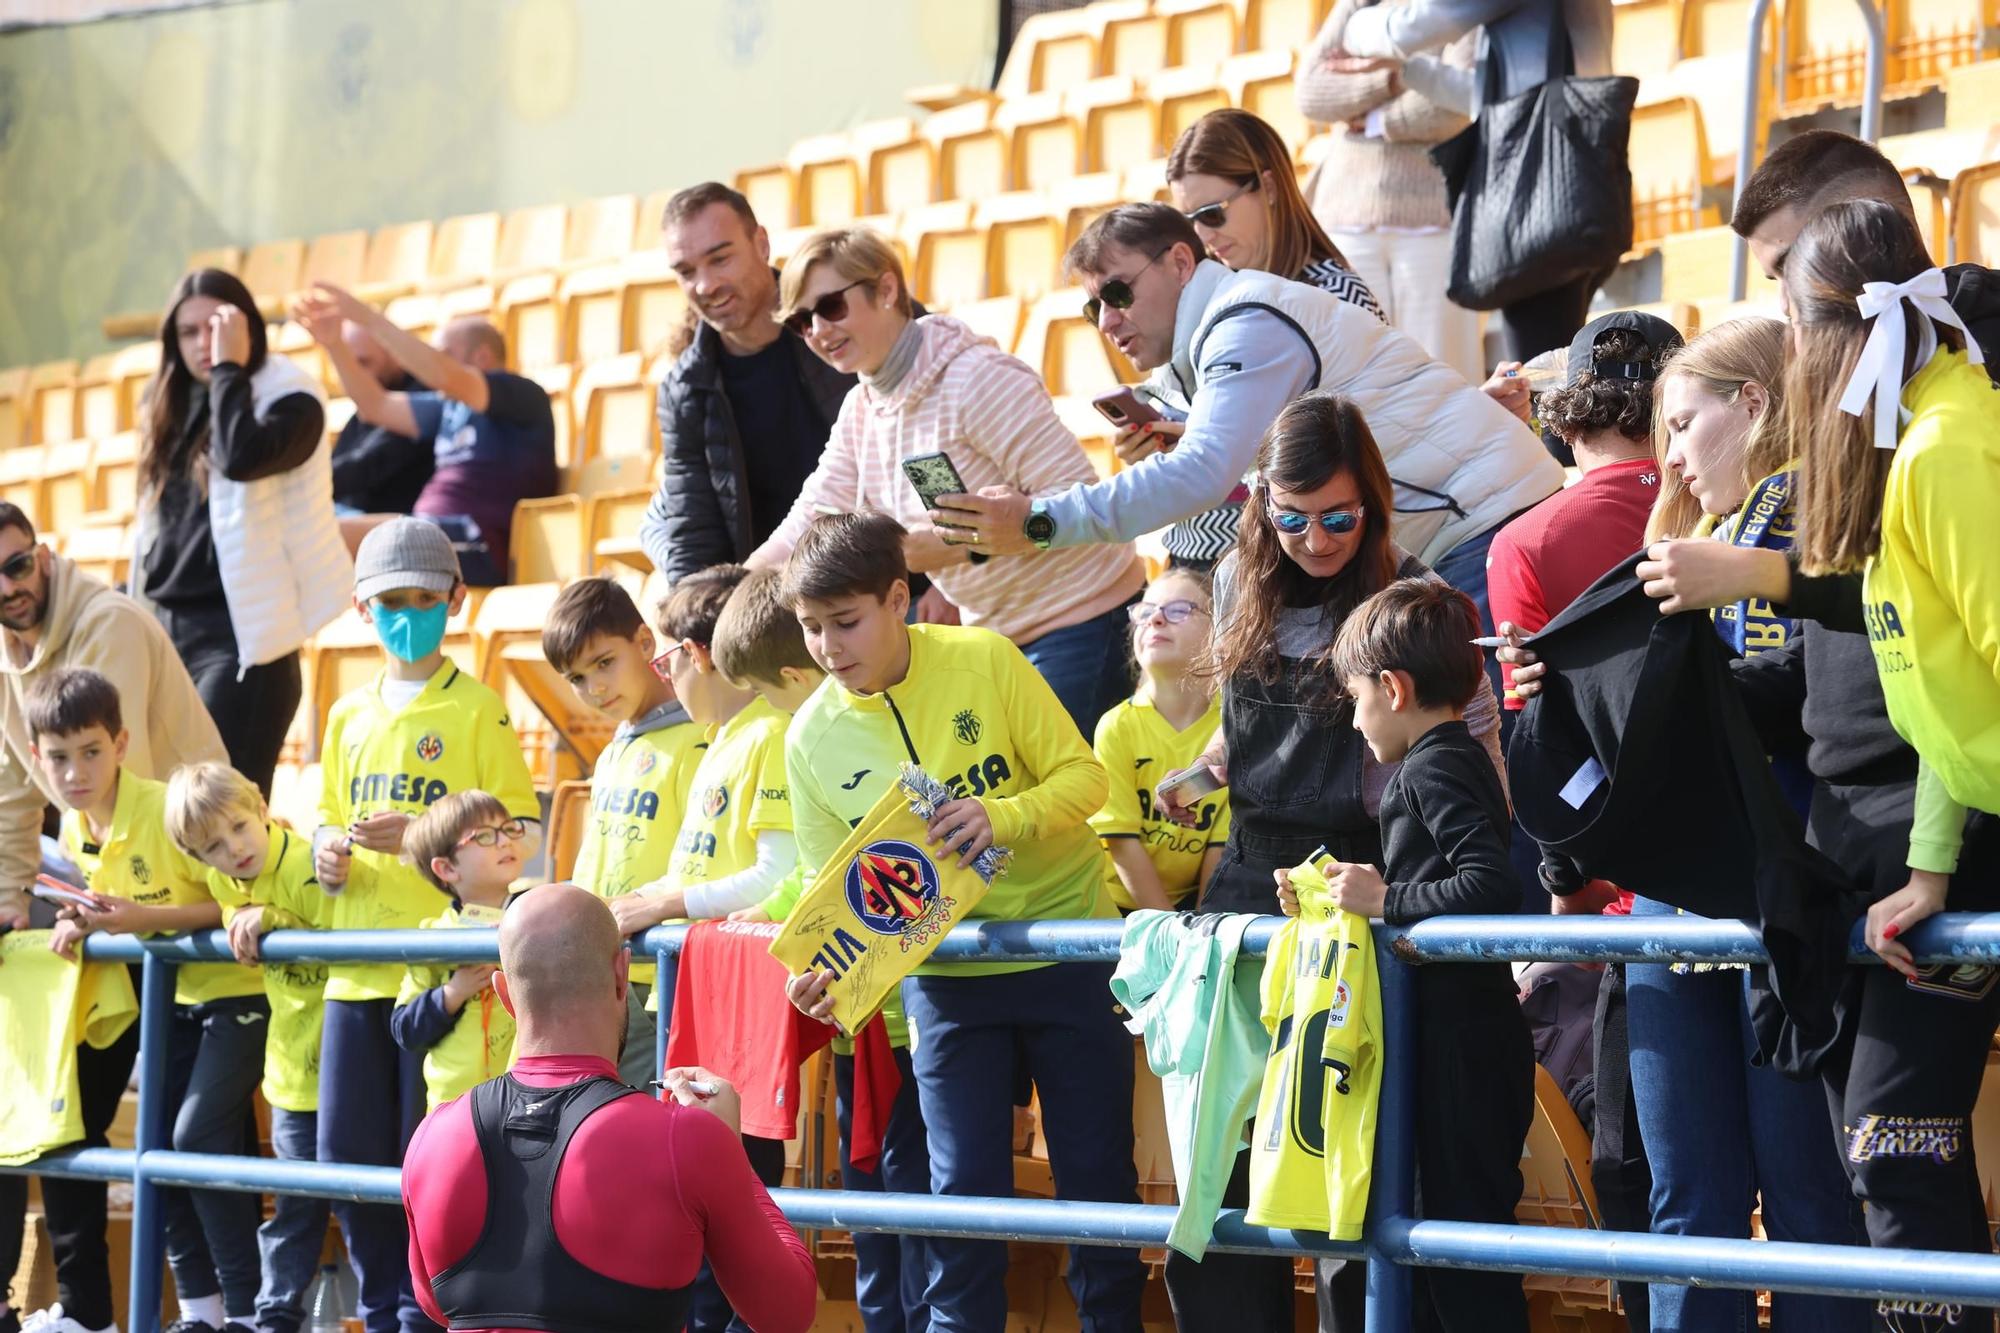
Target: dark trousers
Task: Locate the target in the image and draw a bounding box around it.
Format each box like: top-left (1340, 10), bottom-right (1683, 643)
top-left (160, 995), bottom-right (268, 1315)
top-left (257, 1108), bottom-right (328, 1333)
top-left (1020, 599), bottom-right (1139, 743)
top-left (686, 1135), bottom-right (789, 1333)
top-left (1498, 273), bottom-right (1601, 364)
top-left (835, 1047), bottom-right (933, 1333)
top-left (0, 1007), bottom-right (141, 1330)
top-left (316, 999), bottom-right (434, 1333)
top-left (1590, 966), bottom-right (1651, 1332)
top-left (901, 962), bottom-right (1147, 1333)
top-left (160, 600), bottom-right (302, 796)
top-left (1166, 1152), bottom-right (1294, 1332)
top-left (1821, 964), bottom-right (2000, 1333)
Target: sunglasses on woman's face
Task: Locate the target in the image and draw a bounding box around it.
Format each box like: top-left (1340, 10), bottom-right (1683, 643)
top-left (456, 819), bottom-right (528, 850)
top-left (1082, 248), bottom-right (1173, 325)
top-left (1268, 504), bottom-right (1366, 537)
top-left (1127, 599), bottom-right (1207, 625)
top-left (1182, 182), bottom-right (1256, 231)
top-left (783, 280), bottom-right (873, 337)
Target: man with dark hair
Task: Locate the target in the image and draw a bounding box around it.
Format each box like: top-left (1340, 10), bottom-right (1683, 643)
top-left (1733, 128), bottom-right (2000, 360)
top-left (636, 183), bottom-right (857, 584)
top-left (330, 322), bottom-right (433, 516)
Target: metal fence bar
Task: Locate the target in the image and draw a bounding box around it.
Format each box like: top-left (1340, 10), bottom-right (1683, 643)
top-left (127, 953), bottom-right (174, 1333)
top-left (1364, 945), bottom-right (1418, 1327)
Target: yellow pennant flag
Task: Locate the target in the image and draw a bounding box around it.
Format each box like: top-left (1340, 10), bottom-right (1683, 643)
top-left (769, 764), bottom-right (1009, 1034)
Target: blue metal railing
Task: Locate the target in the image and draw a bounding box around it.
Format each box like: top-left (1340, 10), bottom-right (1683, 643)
top-left (11, 916), bottom-right (2000, 1331)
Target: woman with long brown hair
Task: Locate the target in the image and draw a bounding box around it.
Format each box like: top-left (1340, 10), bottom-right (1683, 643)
top-left (1156, 392), bottom-right (1505, 1330)
top-left (131, 268), bottom-right (348, 795)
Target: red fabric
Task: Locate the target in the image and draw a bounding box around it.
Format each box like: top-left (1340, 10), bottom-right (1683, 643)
top-left (1486, 457), bottom-right (1661, 709)
top-left (401, 1053), bottom-right (815, 1333)
top-left (846, 1016), bottom-right (902, 1173)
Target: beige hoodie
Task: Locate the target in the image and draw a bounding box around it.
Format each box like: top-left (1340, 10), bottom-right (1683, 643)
top-left (0, 553), bottom-right (227, 890)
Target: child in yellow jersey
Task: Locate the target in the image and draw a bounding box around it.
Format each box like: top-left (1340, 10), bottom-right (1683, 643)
top-left (1090, 567), bottom-right (1228, 911)
top-left (27, 669), bottom-right (267, 1333)
top-left (541, 577), bottom-right (706, 1087)
top-left (311, 518), bottom-right (539, 1333)
top-left (165, 762), bottom-right (334, 1333)
top-left (390, 791), bottom-right (524, 1111)
top-left (779, 514), bottom-right (1143, 1333)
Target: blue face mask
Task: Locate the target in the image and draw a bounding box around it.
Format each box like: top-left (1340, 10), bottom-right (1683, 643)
top-left (371, 601), bottom-right (450, 663)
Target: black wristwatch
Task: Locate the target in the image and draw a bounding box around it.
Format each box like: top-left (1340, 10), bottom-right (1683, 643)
top-left (1023, 499), bottom-right (1057, 551)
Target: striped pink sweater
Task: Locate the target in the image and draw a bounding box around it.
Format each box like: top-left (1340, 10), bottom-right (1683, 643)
top-left (757, 315), bottom-right (1144, 645)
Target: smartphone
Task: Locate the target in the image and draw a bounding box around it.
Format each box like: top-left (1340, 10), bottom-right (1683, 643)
top-left (32, 875), bottom-right (103, 913)
top-left (901, 452), bottom-right (988, 564)
top-left (1092, 387), bottom-right (1163, 429)
top-left (1158, 763), bottom-right (1225, 806)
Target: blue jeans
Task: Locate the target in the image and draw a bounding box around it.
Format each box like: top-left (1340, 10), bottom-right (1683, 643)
top-left (900, 962), bottom-right (1146, 1333)
top-left (835, 1047), bottom-right (932, 1333)
top-left (1625, 898), bottom-right (1870, 1331)
top-left (257, 1109), bottom-right (329, 1333)
top-left (1020, 600), bottom-right (1137, 741)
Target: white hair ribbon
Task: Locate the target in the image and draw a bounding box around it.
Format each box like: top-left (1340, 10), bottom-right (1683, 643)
top-left (1837, 268), bottom-right (1985, 450)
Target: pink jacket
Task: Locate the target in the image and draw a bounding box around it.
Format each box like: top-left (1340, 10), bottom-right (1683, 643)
top-left (759, 315), bottom-right (1144, 644)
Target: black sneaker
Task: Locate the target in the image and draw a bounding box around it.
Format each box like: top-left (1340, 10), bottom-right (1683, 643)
top-left (162, 1319), bottom-right (219, 1333)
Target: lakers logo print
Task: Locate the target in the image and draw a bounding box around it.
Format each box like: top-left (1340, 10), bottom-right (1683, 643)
top-left (843, 839), bottom-right (942, 936)
top-left (701, 784), bottom-right (730, 820)
top-left (953, 709), bottom-right (982, 745)
top-left (416, 733), bottom-right (444, 763)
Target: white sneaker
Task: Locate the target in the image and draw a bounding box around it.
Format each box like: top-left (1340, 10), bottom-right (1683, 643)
top-left (20, 1305), bottom-right (117, 1333)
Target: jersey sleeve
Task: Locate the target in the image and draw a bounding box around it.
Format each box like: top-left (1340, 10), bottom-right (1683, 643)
top-left (741, 723), bottom-right (792, 836)
top-left (1381, 751), bottom-right (1518, 923)
top-left (1089, 708), bottom-right (1142, 840)
top-left (673, 1103), bottom-right (818, 1333)
top-left (318, 706), bottom-right (351, 829)
top-left (477, 696), bottom-right (540, 822)
top-left (980, 643), bottom-right (1110, 847)
top-left (1908, 757), bottom-right (1967, 875)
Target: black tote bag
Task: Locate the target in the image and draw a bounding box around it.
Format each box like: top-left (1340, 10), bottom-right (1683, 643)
top-left (1429, 46), bottom-right (1639, 311)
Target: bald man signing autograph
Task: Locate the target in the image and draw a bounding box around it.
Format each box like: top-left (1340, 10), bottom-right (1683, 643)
top-left (400, 884), bottom-right (815, 1333)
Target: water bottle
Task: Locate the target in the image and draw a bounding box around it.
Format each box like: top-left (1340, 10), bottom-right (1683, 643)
top-left (307, 1264), bottom-right (345, 1333)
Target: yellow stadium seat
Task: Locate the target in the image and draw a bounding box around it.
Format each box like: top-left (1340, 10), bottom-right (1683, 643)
top-left (40, 440), bottom-right (93, 535)
top-left (1517, 1065), bottom-right (1620, 1319)
top-left (323, 397), bottom-right (356, 449)
top-left (496, 204), bottom-right (570, 282)
top-left (1950, 159), bottom-right (2000, 269)
top-left (383, 294), bottom-right (441, 346)
top-left (1658, 225), bottom-right (1777, 306)
top-left (547, 779), bottom-right (592, 881)
top-left (998, 92), bottom-right (1084, 194)
top-left (565, 454), bottom-right (656, 512)
top-left (1781, 0), bottom-right (1889, 113)
top-left (0, 447), bottom-right (45, 520)
top-left (765, 225), bottom-right (817, 270)
top-left (1613, 0), bottom-right (1685, 80)
top-left (426, 213), bottom-right (501, 291)
top-left (853, 215), bottom-right (911, 275)
top-left (1075, 75), bottom-right (1164, 173)
top-left (1054, 171), bottom-right (1127, 249)
top-left (269, 320), bottom-right (334, 398)
top-left (1897, 0), bottom-right (1993, 88)
top-left (1628, 96), bottom-right (1721, 248)
top-left (1052, 393), bottom-right (1121, 481)
top-left (1245, 0), bottom-right (1333, 52)
top-left (638, 190), bottom-right (674, 250)
top-left (575, 353), bottom-right (657, 463)
top-left (926, 100), bottom-right (1010, 202)
top-left (1017, 288), bottom-right (1139, 396)
top-left (1101, 9), bottom-right (1172, 77)
top-left (1945, 57), bottom-right (2000, 128)
top-left (510, 495), bottom-right (588, 585)
top-left (242, 240), bottom-right (306, 311)
top-left (0, 369), bottom-right (25, 452)
top-left (91, 430), bottom-right (140, 517)
top-left (498, 274), bottom-right (563, 373)
top-left (565, 195), bottom-right (638, 267)
top-left (735, 162), bottom-right (795, 229)
top-left (1152, 64), bottom-right (1232, 149)
top-left (618, 251), bottom-right (690, 361)
top-left (185, 245), bottom-right (244, 276)
top-left (62, 520), bottom-right (129, 589)
top-left (556, 264), bottom-right (629, 367)
top-left (862, 119), bottom-right (936, 215)
top-left (1124, 156), bottom-right (1173, 202)
top-left (300, 230), bottom-right (369, 296)
top-left (1882, 123), bottom-right (2000, 184)
top-left (948, 296), bottom-right (1028, 353)
top-left (109, 343), bottom-right (159, 429)
top-left (1693, 293), bottom-right (1785, 331)
top-left (791, 133), bottom-right (866, 227)
top-left (1165, 0), bottom-right (1243, 64)
top-left (905, 201), bottom-right (988, 308)
top-left (364, 222), bottom-right (435, 297)
top-left (531, 363), bottom-right (576, 471)
top-left (1226, 50), bottom-right (1307, 152)
top-left (1001, 6), bottom-right (1104, 95)
top-left (475, 584), bottom-right (577, 788)
top-left (75, 355), bottom-right (121, 442)
top-left (981, 194), bottom-right (1068, 300)
top-left (586, 486), bottom-right (655, 574)
top-left (26, 361), bottom-right (79, 446)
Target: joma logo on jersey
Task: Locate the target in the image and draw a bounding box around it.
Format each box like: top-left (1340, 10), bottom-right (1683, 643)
top-left (844, 839), bottom-right (942, 936)
top-left (943, 754), bottom-right (1013, 800)
top-left (592, 786), bottom-right (661, 820)
top-left (700, 785), bottom-right (730, 819)
top-left (349, 773), bottom-right (450, 806)
top-left (953, 709), bottom-right (982, 745)
top-left (416, 733), bottom-right (444, 763)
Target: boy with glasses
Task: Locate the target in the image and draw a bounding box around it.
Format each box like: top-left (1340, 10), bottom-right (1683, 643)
top-left (392, 791), bottom-right (530, 1112)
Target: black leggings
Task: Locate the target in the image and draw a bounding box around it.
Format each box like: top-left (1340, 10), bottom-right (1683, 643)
top-left (1498, 273), bottom-right (1602, 364)
top-left (157, 601), bottom-right (301, 795)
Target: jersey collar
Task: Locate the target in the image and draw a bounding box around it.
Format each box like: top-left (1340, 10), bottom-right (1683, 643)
top-left (373, 660), bottom-right (462, 708)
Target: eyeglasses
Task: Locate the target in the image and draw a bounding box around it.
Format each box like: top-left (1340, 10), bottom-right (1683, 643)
top-left (1268, 504), bottom-right (1366, 537)
top-left (649, 641), bottom-right (690, 683)
top-left (782, 280), bottom-right (873, 337)
top-left (1082, 249), bottom-right (1173, 325)
top-left (1127, 599), bottom-right (1208, 625)
top-left (0, 550), bottom-right (37, 583)
top-left (1182, 182), bottom-right (1256, 231)
top-left (457, 819), bottom-right (528, 850)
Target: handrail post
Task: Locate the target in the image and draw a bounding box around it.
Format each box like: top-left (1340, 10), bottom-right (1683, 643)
top-left (127, 950), bottom-right (177, 1333)
top-left (653, 943), bottom-right (675, 1097)
top-left (1854, 0), bottom-right (1887, 142)
top-left (1363, 929), bottom-right (1416, 1330)
top-left (1729, 0), bottom-right (1779, 300)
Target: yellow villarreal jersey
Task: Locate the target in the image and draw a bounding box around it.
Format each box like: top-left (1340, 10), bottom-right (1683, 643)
top-left (318, 663), bottom-right (537, 1002)
top-left (667, 696), bottom-right (790, 892)
top-left (1246, 879), bottom-right (1380, 1240)
top-left (397, 902), bottom-right (516, 1111)
top-left (204, 827), bottom-right (330, 1113)
top-left (573, 721), bottom-right (706, 986)
top-left (61, 771), bottom-right (262, 1007)
top-left (1089, 696), bottom-right (1229, 909)
top-left (0, 931), bottom-right (139, 1164)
